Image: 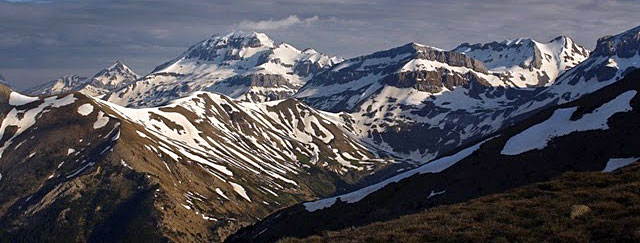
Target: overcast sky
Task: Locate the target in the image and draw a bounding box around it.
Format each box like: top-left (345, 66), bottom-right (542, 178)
top-left (1, 0), bottom-right (638, 90)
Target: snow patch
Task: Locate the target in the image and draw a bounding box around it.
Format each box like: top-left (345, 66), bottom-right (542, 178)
top-left (603, 157), bottom-right (638, 172)
top-left (229, 182), bottom-right (251, 202)
top-left (77, 103), bottom-right (94, 116)
top-left (215, 188), bottom-right (229, 200)
top-left (9, 92), bottom-right (38, 106)
top-left (93, 111), bottom-right (109, 129)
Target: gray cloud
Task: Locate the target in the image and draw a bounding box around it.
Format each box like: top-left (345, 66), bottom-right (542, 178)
top-left (0, 0), bottom-right (638, 91)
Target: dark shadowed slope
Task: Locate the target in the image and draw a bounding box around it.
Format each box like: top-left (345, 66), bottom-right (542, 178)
top-left (282, 159), bottom-right (640, 243)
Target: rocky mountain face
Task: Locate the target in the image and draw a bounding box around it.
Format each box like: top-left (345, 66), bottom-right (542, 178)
top-left (229, 67), bottom-right (640, 243)
top-left (295, 43), bottom-right (517, 163)
top-left (104, 32), bottom-right (342, 107)
top-left (22, 61), bottom-right (139, 97)
top-left (296, 43), bottom-right (494, 112)
top-left (0, 83), bottom-right (395, 241)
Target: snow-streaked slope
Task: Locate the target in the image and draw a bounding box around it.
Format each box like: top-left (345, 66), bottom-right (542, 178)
top-left (97, 91), bottom-right (392, 181)
top-left (603, 157), bottom-right (638, 172)
top-left (295, 43), bottom-right (534, 162)
top-left (105, 31), bottom-right (342, 107)
top-left (509, 25), bottom-right (640, 119)
top-left (0, 85), bottom-right (392, 241)
top-left (541, 26), bottom-right (640, 102)
top-left (453, 36), bottom-right (590, 87)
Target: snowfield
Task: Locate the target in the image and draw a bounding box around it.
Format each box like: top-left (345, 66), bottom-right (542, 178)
top-left (603, 157), bottom-right (639, 172)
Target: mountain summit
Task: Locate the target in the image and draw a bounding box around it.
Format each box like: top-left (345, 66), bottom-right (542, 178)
top-left (79, 60), bottom-right (140, 96)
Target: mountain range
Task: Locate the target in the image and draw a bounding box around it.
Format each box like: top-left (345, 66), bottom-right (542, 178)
top-left (1, 25), bottom-right (639, 242)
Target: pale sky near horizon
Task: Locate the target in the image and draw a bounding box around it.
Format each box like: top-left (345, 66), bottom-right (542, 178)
top-left (1, 0), bottom-right (638, 90)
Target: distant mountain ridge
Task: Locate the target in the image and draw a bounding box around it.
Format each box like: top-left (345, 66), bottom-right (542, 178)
top-left (23, 60), bottom-right (139, 97)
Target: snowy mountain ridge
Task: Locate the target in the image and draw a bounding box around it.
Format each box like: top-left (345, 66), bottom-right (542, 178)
top-left (104, 31), bottom-right (343, 107)
top-left (453, 35), bottom-right (590, 87)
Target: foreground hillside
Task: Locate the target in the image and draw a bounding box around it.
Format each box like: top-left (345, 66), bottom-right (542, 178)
top-left (282, 160), bottom-right (640, 243)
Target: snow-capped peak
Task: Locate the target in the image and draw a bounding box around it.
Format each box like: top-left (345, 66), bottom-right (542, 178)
top-left (410, 42), bottom-right (445, 51)
top-left (213, 31), bottom-right (275, 48)
top-left (105, 60), bottom-right (130, 72)
top-left (79, 60), bottom-right (140, 96)
top-left (177, 31), bottom-right (276, 63)
top-left (92, 60), bottom-right (139, 83)
top-left (545, 25), bottom-right (640, 102)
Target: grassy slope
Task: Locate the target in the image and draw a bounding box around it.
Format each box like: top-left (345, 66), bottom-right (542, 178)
top-left (282, 162), bottom-right (640, 243)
